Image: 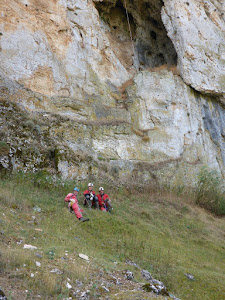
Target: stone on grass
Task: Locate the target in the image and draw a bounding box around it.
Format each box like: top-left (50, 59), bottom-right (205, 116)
top-left (33, 206), bottom-right (41, 212)
top-left (185, 273), bottom-right (195, 280)
top-left (143, 282), bottom-right (169, 296)
top-left (102, 286), bottom-right (109, 292)
top-left (79, 253), bottom-right (89, 261)
top-left (79, 290), bottom-right (90, 300)
top-left (169, 293), bottom-right (181, 300)
top-left (76, 280), bottom-right (83, 287)
top-left (66, 282), bottom-right (72, 289)
top-left (34, 253), bottom-right (42, 258)
top-left (23, 244), bottom-right (37, 250)
top-left (35, 261), bottom-right (41, 267)
top-left (125, 259), bottom-right (139, 268)
top-left (141, 269), bottom-right (152, 281)
top-left (125, 271), bottom-right (134, 280)
top-left (50, 268), bottom-right (63, 275)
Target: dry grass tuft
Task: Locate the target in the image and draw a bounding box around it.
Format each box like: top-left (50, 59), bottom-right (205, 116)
top-left (142, 135), bottom-right (150, 142)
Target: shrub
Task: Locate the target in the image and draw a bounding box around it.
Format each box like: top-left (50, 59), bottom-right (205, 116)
top-left (23, 119), bottom-right (35, 130)
top-left (0, 141), bottom-right (10, 156)
top-left (195, 167), bottom-right (225, 216)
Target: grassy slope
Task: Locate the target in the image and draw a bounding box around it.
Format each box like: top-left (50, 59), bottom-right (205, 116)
top-left (0, 173), bottom-right (225, 299)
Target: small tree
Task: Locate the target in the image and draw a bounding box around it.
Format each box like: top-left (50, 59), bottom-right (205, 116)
top-left (195, 167), bottom-right (225, 216)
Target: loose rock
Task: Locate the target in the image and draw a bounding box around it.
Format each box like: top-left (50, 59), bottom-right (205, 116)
top-left (79, 290), bottom-right (90, 300)
top-left (125, 259), bottom-right (139, 268)
top-left (102, 286), bottom-right (109, 292)
top-left (79, 254), bottom-right (89, 261)
top-left (23, 244), bottom-right (37, 250)
top-left (185, 273), bottom-right (195, 280)
top-left (35, 261), bottom-right (41, 267)
top-left (0, 288), bottom-right (7, 300)
top-left (125, 271), bottom-right (134, 280)
top-left (33, 206), bottom-right (41, 213)
top-left (141, 269), bottom-right (152, 281)
top-left (66, 282), bottom-right (72, 289)
top-left (50, 268), bottom-right (63, 275)
top-left (34, 253), bottom-right (42, 258)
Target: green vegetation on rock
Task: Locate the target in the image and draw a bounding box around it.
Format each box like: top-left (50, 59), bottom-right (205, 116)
top-left (195, 166), bottom-right (225, 216)
top-left (0, 141), bottom-right (10, 156)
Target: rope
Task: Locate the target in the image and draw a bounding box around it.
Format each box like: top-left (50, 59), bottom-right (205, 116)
top-left (123, 0), bottom-right (139, 71)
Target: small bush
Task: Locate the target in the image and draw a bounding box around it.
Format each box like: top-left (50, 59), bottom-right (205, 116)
top-left (0, 141), bottom-right (10, 156)
top-left (23, 119), bottom-right (35, 130)
top-left (33, 124), bottom-right (41, 135)
top-left (195, 167), bottom-right (225, 216)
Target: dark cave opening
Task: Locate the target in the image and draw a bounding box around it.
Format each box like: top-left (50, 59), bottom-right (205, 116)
top-left (94, 0), bottom-right (177, 70)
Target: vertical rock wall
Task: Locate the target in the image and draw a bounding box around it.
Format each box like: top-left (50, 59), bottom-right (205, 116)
top-left (162, 0), bottom-right (225, 96)
top-left (0, 0), bottom-right (224, 184)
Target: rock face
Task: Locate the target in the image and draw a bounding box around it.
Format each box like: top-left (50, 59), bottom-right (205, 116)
top-left (0, 0), bottom-right (224, 184)
top-left (162, 0), bottom-right (225, 96)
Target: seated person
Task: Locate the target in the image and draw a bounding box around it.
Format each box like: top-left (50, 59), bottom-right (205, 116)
top-left (97, 187), bottom-right (113, 212)
top-left (64, 187), bottom-right (89, 222)
top-left (83, 183), bottom-right (99, 209)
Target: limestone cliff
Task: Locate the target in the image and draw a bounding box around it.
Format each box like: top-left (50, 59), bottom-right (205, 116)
top-left (0, 0), bottom-right (224, 185)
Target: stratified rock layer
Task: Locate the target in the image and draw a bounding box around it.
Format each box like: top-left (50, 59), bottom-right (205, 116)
top-left (0, 0), bottom-right (224, 184)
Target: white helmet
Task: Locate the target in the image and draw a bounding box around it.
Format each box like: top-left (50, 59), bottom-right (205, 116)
top-left (99, 187), bottom-right (104, 191)
top-left (88, 183), bottom-right (94, 187)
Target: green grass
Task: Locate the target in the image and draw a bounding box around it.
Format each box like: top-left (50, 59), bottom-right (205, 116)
top-left (0, 172), bottom-right (225, 299)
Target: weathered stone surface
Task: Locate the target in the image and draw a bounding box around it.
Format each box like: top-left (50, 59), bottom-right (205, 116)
top-left (141, 270), bottom-right (152, 281)
top-left (162, 0), bottom-right (225, 95)
top-left (132, 70), bottom-right (224, 177)
top-left (0, 0), bottom-right (131, 101)
top-left (1, 66), bottom-right (225, 184)
top-left (0, 0), bottom-right (224, 185)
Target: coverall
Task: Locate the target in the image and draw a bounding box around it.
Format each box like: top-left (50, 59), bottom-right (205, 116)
top-left (64, 193), bottom-right (83, 219)
top-left (97, 193), bottom-right (112, 211)
top-left (83, 190), bottom-right (99, 208)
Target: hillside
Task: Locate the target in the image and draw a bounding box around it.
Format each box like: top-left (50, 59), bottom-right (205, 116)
top-left (1, 1), bottom-right (225, 299)
top-left (1, 0), bottom-right (225, 186)
top-left (0, 173), bottom-right (225, 299)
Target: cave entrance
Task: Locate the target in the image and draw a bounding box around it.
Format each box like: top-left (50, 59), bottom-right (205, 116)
top-left (94, 0), bottom-right (177, 70)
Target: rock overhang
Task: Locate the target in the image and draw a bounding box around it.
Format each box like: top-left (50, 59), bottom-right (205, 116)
top-left (94, 0), bottom-right (178, 71)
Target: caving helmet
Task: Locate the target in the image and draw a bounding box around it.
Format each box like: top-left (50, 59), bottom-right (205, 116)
top-left (99, 187), bottom-right (104, 191)
top-left (88, 183), bottom-right (94, 187)
top-left (74, 187), bottom-right (79, 192)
